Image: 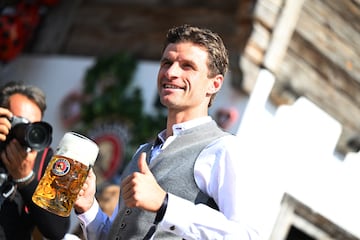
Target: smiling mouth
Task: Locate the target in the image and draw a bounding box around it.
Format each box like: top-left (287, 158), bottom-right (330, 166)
top-left (163, 84), bottom-right (185, 90)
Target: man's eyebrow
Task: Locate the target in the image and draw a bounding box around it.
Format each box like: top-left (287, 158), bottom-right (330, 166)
top-left (160, 56), bottom-right (196, 67)
top-left (160, 57), bottom-right (171, 63)
top-left (184, 58), bottom-right (196, 66)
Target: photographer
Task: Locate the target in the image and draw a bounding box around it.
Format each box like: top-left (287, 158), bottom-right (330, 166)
top-left (0, 82), bottom-right (70, 240)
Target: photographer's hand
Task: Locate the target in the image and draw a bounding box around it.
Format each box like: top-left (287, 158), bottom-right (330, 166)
top-left (0, 108), bottom-right (12, 142)
top-left (1, 139), bottom-right (36, 180)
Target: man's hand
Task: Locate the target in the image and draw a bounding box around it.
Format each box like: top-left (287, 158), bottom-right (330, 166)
top-left (121, 152), bottom-right (166, 212)
top-left (0, 108), bottom-right (12, 142)
top-left (1, 139), bottom-right (36, 180)
top-left (74, 168), bottom-right (97, 214)
top-left (0, 107), bottom-right (36, 181)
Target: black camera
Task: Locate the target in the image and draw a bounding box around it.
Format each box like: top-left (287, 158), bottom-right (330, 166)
top-left (0, 116), bottom-right (52, 205)
top-left (0, 116), bottom-right (53, 152)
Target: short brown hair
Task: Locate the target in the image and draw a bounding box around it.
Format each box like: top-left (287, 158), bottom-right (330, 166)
top-left (162, 25), bottom-right (229, 107)
top-left (0, 81), bottom-right (47, 117)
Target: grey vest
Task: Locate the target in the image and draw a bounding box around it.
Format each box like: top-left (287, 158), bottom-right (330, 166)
top-left (108, 121), bottom-right (229, 240)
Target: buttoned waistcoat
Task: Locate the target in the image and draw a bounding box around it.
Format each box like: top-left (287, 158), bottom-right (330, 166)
top-left (108, 121), bottom-right (229, 240)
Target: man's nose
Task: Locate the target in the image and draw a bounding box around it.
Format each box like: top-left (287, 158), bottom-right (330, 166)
top-left (165, 62), bottom-right (181, 79)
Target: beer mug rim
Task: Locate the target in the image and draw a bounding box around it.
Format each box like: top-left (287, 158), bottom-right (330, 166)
top-left (56, 132), bottom-right (99, 167)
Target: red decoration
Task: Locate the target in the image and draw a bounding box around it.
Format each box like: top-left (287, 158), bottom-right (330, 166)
top-left (88, 123), bottom-right (128, 185)
top-left (59, 91), bottom-right (83, 129)
top-left (0, 0), bottom-right (60, 62)
top-left (0, 15), bottom-right (26, 62)
top-left (216, 107), bottom-right (239, 130)
top-left (39, 0), bottom-right (60, 7)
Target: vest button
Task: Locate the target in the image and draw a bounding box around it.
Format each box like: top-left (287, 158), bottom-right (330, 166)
top-left (125, 208), bottom-right (132, 215)
top-left (120, 222), bottom-right (126, 229)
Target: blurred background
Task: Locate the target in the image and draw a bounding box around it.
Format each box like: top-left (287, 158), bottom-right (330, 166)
top-left (0, 0), bottom-right (359, 239)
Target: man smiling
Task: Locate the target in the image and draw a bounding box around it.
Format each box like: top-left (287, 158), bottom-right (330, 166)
top-left (75, 24), bottom-right (260, 240)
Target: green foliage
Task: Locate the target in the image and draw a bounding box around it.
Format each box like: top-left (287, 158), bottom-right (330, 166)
top-left (78, 52), bottom-right (166, 163)
top-left (81, 53), bottom-right (138, 121)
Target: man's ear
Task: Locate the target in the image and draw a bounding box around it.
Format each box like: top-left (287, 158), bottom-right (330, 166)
top-left (208, 74), bottom-right (224, 94)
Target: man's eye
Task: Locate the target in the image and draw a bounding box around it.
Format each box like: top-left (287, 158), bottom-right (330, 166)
top-left (161, 61), bottom-right (171, 67)
top-left (182, 64), bottom-right (193, 69)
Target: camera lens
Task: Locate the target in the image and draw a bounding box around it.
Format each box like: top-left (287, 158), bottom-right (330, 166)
top-left (25, 122), bottom-right (52, 151)
top-left (28, 125), bottom-right (47, 145)
top-left (7, 118), bottom-right (53, 151)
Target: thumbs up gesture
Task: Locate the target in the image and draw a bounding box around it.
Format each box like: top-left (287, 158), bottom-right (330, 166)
top-left (121, 152), bottom-right (167, 212)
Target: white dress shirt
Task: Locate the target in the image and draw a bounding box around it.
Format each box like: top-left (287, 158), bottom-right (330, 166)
top-left (77, 116), bottom-right (261, 240)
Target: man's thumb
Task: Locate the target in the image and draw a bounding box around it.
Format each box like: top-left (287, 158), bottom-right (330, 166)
top-left (138, 152), bottom-right (150, 174)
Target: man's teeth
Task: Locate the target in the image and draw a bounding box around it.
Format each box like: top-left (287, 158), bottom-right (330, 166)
top-left (164, 84), bottom-right (182, 89)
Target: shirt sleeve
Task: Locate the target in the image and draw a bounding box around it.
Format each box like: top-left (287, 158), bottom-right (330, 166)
top-left (77, 199), bottom-right (115, 240)
top-left (157, 135), bottom-right (262, 240)
top-left (158, 193), bottom-right (260, 239)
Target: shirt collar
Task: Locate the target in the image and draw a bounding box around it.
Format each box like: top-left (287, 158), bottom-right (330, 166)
top-left (172, 116), bottom-right (212, 136)
top-left (156, 116), bottom-right (212, 144)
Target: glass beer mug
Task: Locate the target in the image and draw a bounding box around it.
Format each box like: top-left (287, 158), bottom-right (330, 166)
top-left (32, 132), bottom-right (99, 217)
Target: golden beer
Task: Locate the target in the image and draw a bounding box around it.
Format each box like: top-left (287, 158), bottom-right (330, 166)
top-left (32, 132), bottom-right (99, 217)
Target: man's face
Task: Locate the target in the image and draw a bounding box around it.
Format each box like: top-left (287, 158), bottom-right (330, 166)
top-left (8, 93), bottom-right (42, 123)
top-left (157, 42), bottom-right (223, 114)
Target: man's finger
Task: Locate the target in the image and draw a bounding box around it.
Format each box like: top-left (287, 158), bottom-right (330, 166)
top-left (137, 152), bottom-right (150, 175)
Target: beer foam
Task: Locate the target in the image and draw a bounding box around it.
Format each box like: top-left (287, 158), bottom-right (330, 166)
top-left (55, 132), bottom-right (99, 166)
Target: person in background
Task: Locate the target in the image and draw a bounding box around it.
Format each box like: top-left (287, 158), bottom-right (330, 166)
top-left (0, 81), bottom-right (70, 240)
top-left (75, 24), bottom-right (260, 239)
